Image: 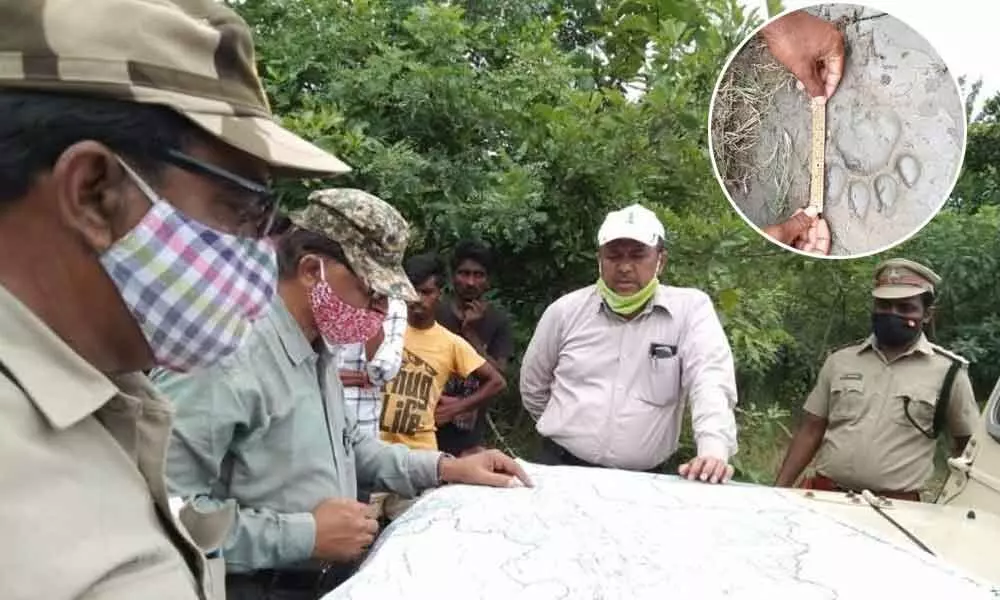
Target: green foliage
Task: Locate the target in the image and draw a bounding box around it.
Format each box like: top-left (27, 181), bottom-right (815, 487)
top-left (233, 0), bottom-right (1000, 482)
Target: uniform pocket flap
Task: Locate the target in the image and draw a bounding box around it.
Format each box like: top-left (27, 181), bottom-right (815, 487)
top-left (831, 378), bottom-right (865, 395)
top-left (178, 498), bottom-right (237, 554)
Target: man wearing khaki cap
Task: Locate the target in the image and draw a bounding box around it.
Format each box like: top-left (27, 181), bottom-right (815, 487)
top-left (775, 258), bottom-right (980, 501)
top-left (0, 1), bottom-right (355, 599)
top-left (154, 189), bottom-right (531, 599)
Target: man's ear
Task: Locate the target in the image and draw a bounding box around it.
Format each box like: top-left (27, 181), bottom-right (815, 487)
top-left (924, 304), bottom-right (936, 325)
top-left (656, 249), bottom-right (667, 274)
top-left (50, 141), bottom-right (134, 254)
top-left (297, 253), bottom-right (324, 289)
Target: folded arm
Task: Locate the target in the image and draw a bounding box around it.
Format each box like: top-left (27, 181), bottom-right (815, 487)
top-left (365, 298), bottom-right (408, 387)
top-left (519, 304), bottom-right (563, 420)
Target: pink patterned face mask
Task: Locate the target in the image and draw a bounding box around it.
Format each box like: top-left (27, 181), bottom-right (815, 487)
top-left (308, 261), bottom-right (384, 346)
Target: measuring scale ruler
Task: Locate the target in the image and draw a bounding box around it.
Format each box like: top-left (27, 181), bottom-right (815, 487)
top-left (809, 96), bottom-right (826, 214)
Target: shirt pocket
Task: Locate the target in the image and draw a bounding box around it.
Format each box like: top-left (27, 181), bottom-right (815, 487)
top-left (636, 355), bottom-right (682, 408)
top-left (829, 379), bottom-right (866, 424)
top-left (892, 384), bottom-right (939, 436)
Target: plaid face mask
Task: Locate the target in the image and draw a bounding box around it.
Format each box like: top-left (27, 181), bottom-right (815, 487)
top-left (100, 160), bottom-right (278, 372)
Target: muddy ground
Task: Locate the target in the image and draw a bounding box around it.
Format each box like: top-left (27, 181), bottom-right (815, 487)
top-left (711, 4), bottom-right (965, 257)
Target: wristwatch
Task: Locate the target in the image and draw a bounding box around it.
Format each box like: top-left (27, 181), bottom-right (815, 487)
top-left (436, 452), bottom-right (456, 485)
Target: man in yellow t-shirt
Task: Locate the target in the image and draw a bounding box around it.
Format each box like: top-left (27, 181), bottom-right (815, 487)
top-left (381, 253), bottom-right (506, 451)
top-left (378, 253), bottom-right (507, 519)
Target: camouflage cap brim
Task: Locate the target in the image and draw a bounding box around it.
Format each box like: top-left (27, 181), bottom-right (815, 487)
top-left (341, 244), bottom-right (419, 304)
top-left (184, 112), bottom-right (351, 177)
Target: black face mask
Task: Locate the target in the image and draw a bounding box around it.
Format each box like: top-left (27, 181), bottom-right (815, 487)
top-left (871, 312), bottom-right (922, 348)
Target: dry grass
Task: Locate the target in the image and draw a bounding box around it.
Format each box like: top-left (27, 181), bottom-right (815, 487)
top-left (711, 38), bottom-right (796, 214)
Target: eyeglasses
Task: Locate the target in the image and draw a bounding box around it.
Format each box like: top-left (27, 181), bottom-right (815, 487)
top-left (163, 148), bottom-right (279, 238)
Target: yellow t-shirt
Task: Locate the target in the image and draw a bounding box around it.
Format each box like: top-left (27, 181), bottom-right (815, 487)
top-left (380, 323), bottom-right (486, 450)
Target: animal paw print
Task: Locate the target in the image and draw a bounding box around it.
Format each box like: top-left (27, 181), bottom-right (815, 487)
top-left (823, 107), bottom-right (922, 219)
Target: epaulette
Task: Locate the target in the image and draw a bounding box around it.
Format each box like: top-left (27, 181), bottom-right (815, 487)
top-left (931, 344), bottom-right (970, 366)
top-left (825, 337), bottom-right (868, 357)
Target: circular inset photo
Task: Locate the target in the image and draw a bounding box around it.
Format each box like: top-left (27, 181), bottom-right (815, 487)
top-left (709, 3), bottom-right (966, 258)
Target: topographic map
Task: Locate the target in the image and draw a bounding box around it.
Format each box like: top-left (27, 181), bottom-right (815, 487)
top-left (324, 461), bottom-right (998, 600)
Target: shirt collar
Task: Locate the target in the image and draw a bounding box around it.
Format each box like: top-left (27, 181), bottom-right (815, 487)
top-left (269, 294), bottom-right (316, 367)
top-left (857, 333), bottom-right (934, 359)
top-left (0, 284), bottom-right (118, 430)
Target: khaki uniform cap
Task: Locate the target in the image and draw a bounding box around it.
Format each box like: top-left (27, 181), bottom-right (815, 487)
top-left (0, 0), bottom-right (350, 176)
top-left (292, 188), bottom-right (419, 303)
top-left (872, 258), bottom-right (941, 300)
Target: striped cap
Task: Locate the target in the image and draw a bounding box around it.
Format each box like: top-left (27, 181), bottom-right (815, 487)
top-left (0, 0), bottom-right (350, 176)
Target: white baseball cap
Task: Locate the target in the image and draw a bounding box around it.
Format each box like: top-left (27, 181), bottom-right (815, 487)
top-left (597, 203), bottom-right (666, 247)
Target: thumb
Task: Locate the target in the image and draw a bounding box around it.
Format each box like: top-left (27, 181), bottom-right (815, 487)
top-left (799, 62), bottom-right (827, 98)
top-left (822, 52), bottom-right (845, 99)
top-left (781, 211), bottom-right (813, 239)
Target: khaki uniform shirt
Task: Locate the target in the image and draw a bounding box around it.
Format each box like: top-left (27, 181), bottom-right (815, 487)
top-left (0, 284), bottom-right (225, 600)
top-left (804, 334), bottom-right (979, 492)
top-left (520, 284), bottom-right (738, 470)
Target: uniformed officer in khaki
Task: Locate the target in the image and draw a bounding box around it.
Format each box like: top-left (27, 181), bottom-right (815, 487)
top-left (775, 258), bottom-right (980, 501)
top-left (0, 1), bottom-right (352, 599)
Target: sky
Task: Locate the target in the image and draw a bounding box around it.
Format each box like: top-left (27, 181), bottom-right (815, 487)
top-left (743, 0), bottom-right (998, 118)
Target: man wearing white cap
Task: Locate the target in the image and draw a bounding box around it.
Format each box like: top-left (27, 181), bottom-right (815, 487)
top-left (520, 204), bottom-right (739, 484)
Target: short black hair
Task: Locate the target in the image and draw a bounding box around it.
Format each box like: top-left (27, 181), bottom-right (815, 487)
top-left (405, 252), bottom-right (446, 289)
top-left (276, 226), bottom-right (350, 280)
top-left (920, 291), bottom-right (935, 311)
top-left (451, 239), bottom-right (494, 274)
top-left (270, 213), bottom-right (294, 237)
top-left (0, 90), bottom-right (207, 206)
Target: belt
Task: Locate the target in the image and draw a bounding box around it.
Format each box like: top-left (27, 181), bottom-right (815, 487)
top-left (541, 437), bottom-right (604, 468)
top-left (541, 438), bottom-right (664, 473)
top-left (226, 564), bottom-right (341, 593)
top-left (802, 474), bottom-right (922, 503)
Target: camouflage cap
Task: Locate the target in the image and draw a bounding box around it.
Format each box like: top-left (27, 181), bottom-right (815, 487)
top-left (291, 189), bottom-right (418, 303)
top-left (0, 0), bottom-right (350, 176)
top-left (872, 258), bottom-right (941, 300)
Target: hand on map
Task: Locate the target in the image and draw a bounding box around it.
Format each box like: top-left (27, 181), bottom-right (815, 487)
top-left (761, 10), bottom-right (845, 102)
top-left (311, 497), bottom-right (379, 561)
top-left (439, 449), bottom-right (534, 488)
top-left (761, 207), bottom-right (831, 255)
top-left (434, 395), bottom-right (463, 425)
top-left (678, 455), bottom-right (734, 484)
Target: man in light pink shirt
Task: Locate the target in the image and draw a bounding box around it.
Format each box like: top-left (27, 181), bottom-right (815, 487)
top-left (520, 204), bottom-right (738, 484)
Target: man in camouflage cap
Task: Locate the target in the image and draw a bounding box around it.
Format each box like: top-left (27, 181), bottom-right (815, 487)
top-left (154, 188), bottom-right (530, 599)
top-left (775, 258), bottom-right (980, 502)
top-left (291, 188), bottom-right (419, 303)
top-left (0, 1), bottom-right (351, 599)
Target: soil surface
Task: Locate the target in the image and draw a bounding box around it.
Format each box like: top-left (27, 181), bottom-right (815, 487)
top-left (711, 4), bottom-right (965, 257)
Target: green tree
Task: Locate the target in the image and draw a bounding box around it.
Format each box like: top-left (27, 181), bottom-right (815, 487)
top-left (232, 0), bottom-right (1000, 481)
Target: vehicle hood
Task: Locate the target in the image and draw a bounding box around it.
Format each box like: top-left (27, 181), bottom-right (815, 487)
top-left (323, 461), bottom-right (1000, 599)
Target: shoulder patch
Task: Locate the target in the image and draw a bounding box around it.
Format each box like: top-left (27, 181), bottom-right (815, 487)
top-left (931, 345), bottom-right (970, 366)
top-left (827, 338), bottom-right (868, 356)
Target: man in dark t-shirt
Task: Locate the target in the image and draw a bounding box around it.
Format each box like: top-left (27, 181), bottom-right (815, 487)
top-left (435, 240), bottom-right (514, 456)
